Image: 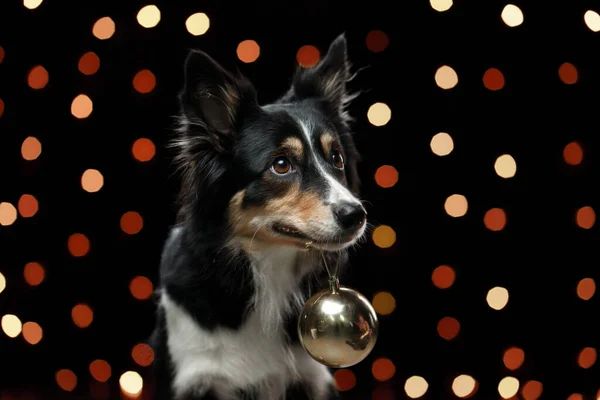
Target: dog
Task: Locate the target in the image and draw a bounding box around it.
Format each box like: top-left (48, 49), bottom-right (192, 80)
top-left (150, 33), bottom-right (368, 400)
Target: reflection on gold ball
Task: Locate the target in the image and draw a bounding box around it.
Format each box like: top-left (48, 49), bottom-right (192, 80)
top-left (298, 284), bottom-right (379, 368)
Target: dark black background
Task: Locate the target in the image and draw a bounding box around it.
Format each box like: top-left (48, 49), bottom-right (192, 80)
top-left (0, 0), bottom-right (598, 398)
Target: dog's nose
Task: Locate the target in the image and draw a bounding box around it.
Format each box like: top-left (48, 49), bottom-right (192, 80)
top-left (333, 202), bottom-right (366, 232)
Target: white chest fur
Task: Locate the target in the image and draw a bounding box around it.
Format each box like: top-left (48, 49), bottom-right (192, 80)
top-left (161, 246), bottom-right (333, 400)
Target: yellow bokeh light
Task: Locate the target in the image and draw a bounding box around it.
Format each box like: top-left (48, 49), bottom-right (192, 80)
top-left (0, 202), bottom-right (18, 226)
top-left (0, 272), bottom-right (5, 294)
top-left (92, 17), bottom-right (116, 40)
top-left (435, 65), bottom-right (458, 89)
top-left (1, 314), bottom-right (22, 338)
top-left (430, 132), bottom-right (454, 156)
top-left (71, 94), bottom-right (93, 119)
top-left (444, 194), bottom-right (468, 217)
top-left (452, 374), bottom-right (476, 398)
top-left (495, 154), bottom-right (516, 178)
top-left (372, 291), bottom-right (396, 315)
top-left (501, 4), bottom-right (524, 27)
top-left (404, 375), bottom-right (428, 398)
top-left (487, 286), bottom-right (509, 310)
top-left (81, 169), bottom-right (104, 193)
top-left (120, 371), bottom-right (143, 397)
top-left (23, 0), bottom-right (43, 10)
top-left (584, 10), bottom-right (600, 32)
top-left (498, 376), bottom-right (520, 398)
top-left (430, 0), bottom-right (452, 12)
top-left (372, 225), bottom-right (396, 248)
top-left (186, 13), bottom-right (210, 36)
top-left (137, 5), bottom-right (161, 28)
top-left (367, 102), bottom-right (391, 126)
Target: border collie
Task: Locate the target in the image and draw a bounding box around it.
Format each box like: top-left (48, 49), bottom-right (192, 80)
top-left (151, 33), bottom-right (368, 400)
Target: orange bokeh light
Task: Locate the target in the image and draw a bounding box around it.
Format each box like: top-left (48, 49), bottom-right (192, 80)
top-left (334, 369), bottom-right (356, 391)
top-left (563, 141), bottom-right (583, 165)
top-left (567, 394), bottom-right (583, 400)
top-left (432, 265), bottom-right (455, 289)
top-left (78, 51), bottom-right (100, 75)
top-left (130, 276), bottom-right (153, 300)
top-left (0, 98), bottom-right (4, 117)
top-left (296, 45), bottom-right (320, 68)
top-left (133, 69), bottom-right (156, 93)
top-left (28, 65), bottom-right (49, 89)
top-left (132, 343), bottom-right (155, 367)
top-left (56, 369), bottom-right (77, 392)
top-left (578, 347), bottom-right (597, 369)
top-left (372, 358), bottom-right (395, 382)
top-left (366, 30), bottom-right (389, 53)
top-left (503, 347), bottom-right (525, 370)
top-left (437, 316), bottom-right (460, 340)
top-left (576, 206), bottom-right (595, 229)
top-left (24, 262), bottom-right (45, 286)
top-left (132, 138), bottom-right (156, 162)
top-left (521, 380), bottom-right (543, 400)
top-left (71, 304), bottom-right (93, 328)
top-left (18, 194), bottom-right (38, 218)
top-left (22, 321), bottom-right (43, 345)
top-left (558, 62), bottom-right (578, 84)
top-left (576, 277), bottom-right (595, 300)
top-left (374, 165), bottom-right (398, 188)
top-left (237, 40), bottom-right (260, 63)
top-left (21, 136), bottom-right (42, 160)
top-left (68, 233), bottom-right (90, 257)
top-left (89, 359), bottom-right (112, 383)
top-left (121, 211), bottom-right (144, 235)
top-left (483, 68), bottom-right (505, 90)
top-left (484, 208), bottom-right (507, 231)
top-left (0, 46), bottom-right (4, 63)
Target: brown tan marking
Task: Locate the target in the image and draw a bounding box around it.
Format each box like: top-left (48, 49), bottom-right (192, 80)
top-left (281, 137), bottom-right (304, 160)
top-left (320, 132), bottom-right (335, 158)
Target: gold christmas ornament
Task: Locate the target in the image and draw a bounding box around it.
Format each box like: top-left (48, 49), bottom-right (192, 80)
top-left (298, 247), bottom-right (379, 368)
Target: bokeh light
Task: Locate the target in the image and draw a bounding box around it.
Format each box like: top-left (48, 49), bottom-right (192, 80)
top-left (372, 225), bottom-right (396, 248)
top-left (577, 277), bottom-right (595, 300)
top-left (432, 265), bottom-right (455, 289)
top-left (296, 45), bottom-right (320, 68)
top-left (372, 358), bottom-right (395, 382)
top-left (120, 371), bottom-right (143, 397)
top-left (1, 314), bottom-right (22, 338)
top-left (452, 374), bottom-right (477, 398)
top-left (501, 4), bottom-right (524, 27)
top-left (186, 12), bottom-right (210, 36)
top-left (576, 206), bottom-right (595, 229)
top-left (498, 376), bottom-right (520, 398)
top-left (0, 46), bottom-right (4, 64)
top-left (494, 154), bottom-right (517, 178)
top-left (563, 141), bottom-right (583, 165)
top-left (68, 233), bottom-right (90, 257)
top-left (487, 286), bottom-right (509, 310)
top-left (444, 194), bottom-right (468, 217)
top-left (404, 375), bottom-right (428, 398)
top-left (22, 321), bottom-right (42, 345)
top-left (71, 304), bottom-right (93, 328)
top-left (437, 316), bottom-right (460, 340)
top-left (121, 211), bottom-right (144, 235)
top-left (503, 346), bottom-right (525, 370)
top-left (568, 394), bottom-right (583, 400)
top-left (24, 262), bottom-right (45, 286)
top-left (132, 343), bottom-right (155, 367)
top-left (137, 5), bottom-right (161, 28)
top-left (0, 202), bottom-right (18, 226)
top-left (23, 0), bottom-right (43, 9)
top-left (78, 51), bottom-right (100, 75)
top-left (430, 132), bottom-right (454, 156)
top-left (578, 347), bottom-right (597, 369)
top-left (559, 62), bottom-right (578, 84)
top-left (237, 40), bottom-right (260, 63)
top-left (21, 136), bottom-right (42, 160)
top-left (483, 68), bottom-right (505, 90)
top-left (0, 272), bottom-right (5, 294)
top-left (333, 369), bottom-right (356, 391)
top-left (374, 165), bottom-right (398, 188)
top-left (430, 0), bottom-right (452, 12)
top-left (521, 380), bottom-right (543, 400)
top-left (366, 30), bottom-right (389, 53)
top-left (56, 369), bottom-right (77, 392)
top-left (0, 98), bottom-right (4, 117)
top-left (81, 169), bottom-right (104, 193)
top-left (18, 194), bottom-right (38, 218)
top-left (71, 94), bottom-right (93, 119)
top-left (367, 102), bottom-right (391, 126)
top-left (92, 17), bottom-right (115, 40)
top-left (584, 10), bottom-right (600, 32)
top-left (372, 291), bottom-right (396, 315)
top-left (130, 276), bottom-right (153, 300)
top-left (435, 65), bottom-right (458, 89)
top-left (132, 138), bottom-right (156, 161)
top-left (133, 70), bottom-right (156, 94)
top-left (27, 65), bottom-right (49, 89)
top-left (484, 208), bottom-right (507, 231)
top-left (89, 360), bottom-right (111, 383)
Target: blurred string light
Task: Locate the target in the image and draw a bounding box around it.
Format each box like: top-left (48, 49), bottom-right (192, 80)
top-left (0, 272), bottom-right (5, 294)
top-left (501, 4), bottom-right (524, 27)
top-left (333, 369), bottom-right (356, 391)
top-left (445, 194), bottom-right (468, 217)
top-left (577, 277), bottom-right (595, 300)
top-left (81, 169), bottom-right (104, 193)
top-left (130, 276), bottom-right (153, 300)
top-left (186, 12), bottom-right (210, 36)
top-left (365, 30), bottom-right (389, 53)
top-left (483, 67), bottom-right (505, 90)
top-left (495, 154), bottom-right (517, 178)
top-left (559, 62), bottom-right (578, 84)
top-left (89, 359), bottom-right (111, 383)
top-left (430, 0), bottom-right (452, 12)
top-left (237, 40), bottom-right (260, 63)
top-left (132, 138), bottom-right (156, 162)
top-left (484, 208), bottom-right (507, 231)
top-left (137, 5), bottom-right (161, 28)
top-left (71, 94), bottom-right (93, 119)
top-left (78, 51), bottom-right (100, 75)
top-left (576, 206), bottom-right (595, 229)
top-left (133, 70), bottom-right (156, 93)
top-left (0, 202), bottom-right (18, 226)
top-left (372, 357), bottom-right (395, 382)
top-left (563, 141), bottom-right (583, 165)
top-left (296, 45), bottom-right (320, 68)
top-left (367, 102), bottom-right (391, 126)
top-left (71, 303), bottom-right (93, 328)
top-left (404, 376), bottom-right (428, 398)
top-left (68, 233), bottom-right (90, 257)
top-left (435, 65), bottom-right (458, 89)
top-left (56, 369), bottom-right (77, 392)
top-left (503, 346), bottom-right (525, 370)
top-left (452, 374), bottom-right (477, 397)
top-left (18, 194), bottom-right (38, 217)
top-left (437, 316), bottom-right (460, 340)
top-left (432, 265), bottom-right (455, 289)
top-left (372, 225), bottom-right (396, 248)
top-left (120, 371), bottom-right (144, 397)
top-left (23, 0), bottom-right (43, 9)
top-left (1, 314), bottom-right (22, 338)
top-left (21, 136), bottom-right (42, 160)
top-left (486, 286), bottom-right (509, 310)
top-left (498, 376), bottom-right (519, 398)
top-left (430, 132), bottom-right (453, 156)
top-left (22, 321), bottom-right (43, 345)
top-left (132, 343), bottom-right (155, 366)
top-left (521, 380), bottom-right (543, 400)
top-left (578, 347), bottom-right (597, 369)
top-left (28, 65), bottom-right (49, 89)
top-left (584, 10), bottom-right (600, 32)
top-left (372, 291), bottom-right (396, 315)
top-left (24, 262), bottom-right (45, 286)
top-left (121, 211), bottom-right (144, 235)
top-left (374, 165), bottom-right (398, 188)
top-left (92, 17), bottom-right (115, 40)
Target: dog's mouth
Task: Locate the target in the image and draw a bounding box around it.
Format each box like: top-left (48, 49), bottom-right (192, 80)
top-left (272, 223), bottom-right (312, 241)
top-left (270, 222), bottom-right (362, 250)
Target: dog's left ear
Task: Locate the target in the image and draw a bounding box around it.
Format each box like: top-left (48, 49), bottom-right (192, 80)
top-left (287, 34), bottom-right (355, 123)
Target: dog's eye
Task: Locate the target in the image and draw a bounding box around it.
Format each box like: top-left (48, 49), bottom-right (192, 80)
top-left (272, 157), bottom-right (292, 175)
top-left (331, 150), bottom-right (344, 170)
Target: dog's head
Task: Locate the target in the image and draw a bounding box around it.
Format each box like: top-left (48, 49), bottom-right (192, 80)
top-left (175, 34), bottom-right (366, 252)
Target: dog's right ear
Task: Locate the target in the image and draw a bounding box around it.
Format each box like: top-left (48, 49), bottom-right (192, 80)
top-left (179, 50), bottom-right (258, 153)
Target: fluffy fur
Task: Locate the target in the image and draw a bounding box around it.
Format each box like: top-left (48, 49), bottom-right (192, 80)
top-left (151, 33), bottom-right (367, 400)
